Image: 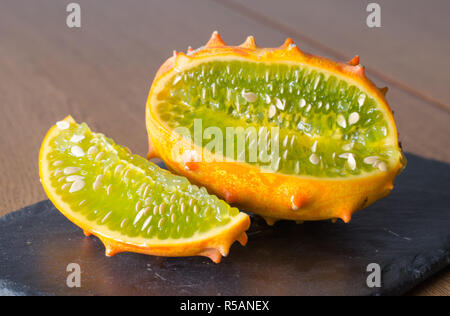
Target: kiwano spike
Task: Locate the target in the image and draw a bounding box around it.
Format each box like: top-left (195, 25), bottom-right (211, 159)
top-left (282, 38), bottom-right (295, 48)
top-left (353, 64), bottom-right (365, 77)
top-left (236, 232), bottom-right (248, 246)
top-left (83, 230), bottom-right (92, 237)
top-left (240, 35), bottom-right (257, 49)
top-left (263, 217), bottom-right (278, 226)
top-left (340, 212), bottom-right (352, 223)
top-left (206, 31), bottom-right (226, 47)
top-left (187, 46), bottom-right (194, 54)
top-left (348, 55), bottom-right (360, 66)
top-left (380, 86), bottom-right (389, 96)
top-left (199, 248), bottom-right (223, 263)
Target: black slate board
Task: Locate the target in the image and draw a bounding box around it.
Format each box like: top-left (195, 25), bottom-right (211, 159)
top-left (0, 153), bottom-right (449, 296)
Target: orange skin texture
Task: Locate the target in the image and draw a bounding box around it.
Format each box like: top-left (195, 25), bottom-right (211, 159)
top-left (40, 116), bottom-right (250, 263)
top-left (146, 32), bottom-right (404, 224)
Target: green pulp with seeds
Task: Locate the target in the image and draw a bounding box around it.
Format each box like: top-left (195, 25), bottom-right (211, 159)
top-left (156, 60), bottom-right (399, 177)
top-left (46, 122), bottom-right (239, 240)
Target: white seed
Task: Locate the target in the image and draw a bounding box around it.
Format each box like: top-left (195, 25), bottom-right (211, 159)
top-left (143, 184), bottom-right (151, 197)
top-left (242, 90), bottom-right (258, 103)
top-left (171, 213), bottom-right (176, 223)
top-left (305, 104), bottom-right (311, 112)
top-left (290, 135), bottom-right (296, 148)
top-left (338, 153), bottom-right (351, 159)
top-left (142, 216), bottom-right (153, 231)
top-left (294, 161), bottom-right (300, 174)
top-left (61, 183), bottom-right (71, 191)
top-left (64, 167), bottom-right (80, 175)
top-left (94, 152), bottom-right (104, 161)
top-left (107, 184), bottom-right (112, 195)
top-left (273, 157), bottom-right (281, 171)
top-left (70, 135), bottom-right (85, 143)
top-left (87, 146), bottom-right (98, 156)
top-left (53, 160), bottom-right (63, 167)
top-left (114, 164), bottom-right (124, 175)
top-left (268, 104), bottom-right (277, 118)
top-left (377, 161), bottom-right (388, 171)
top-left (135, 201), bottom-right (142, 212)
top-left (158, 218), bottom-right (166, 229)
top-left (159, 203), bottom-right (165, 214)
top-left (342, 143), bottom-right (354, 151)
top-left (313, 76), bottom-right (320, 90)
top-left (93, 174), bottom-right (103, 191)
top-left (101, 211), bottom-right (112, 224)
top-left (275, 98), bottom-right (285, 110)
top-left (69, 179), bottom-right (85, 193)
top-left (337, 114), bottom-right (347, 128)
top-left (54, 169), bottom-right (63, 177)
top-left (66, 175), bottom-right (84, 182)
top-left (309, 153), bottom-right (319, 165)
top-left (311, 140), bottom-right (317, 153)
top-left (347, 154), bottom-right (356, 170)
top-left (120, 219), bottom-right (127, 228)
top-left (134, 207), bottom-right (149, 225)
top-left (264, 94), bottom-right (271, 104)
top-left (71, 146), bottom-right (85, 157)
top-left (363, 156), bottom-right (379, 165)
top-left (56, 121), bottom-right (69, 130)
top-left (282, 135), bottom-right (289, 147)
top-left (144, 197), bottom-right (152, 205)
top-left (358, 94), bottom-right (366, 106)
top-left (299, 99), bottom-right (306, 108)
top-left (348, 112), bottom-right (360, 125)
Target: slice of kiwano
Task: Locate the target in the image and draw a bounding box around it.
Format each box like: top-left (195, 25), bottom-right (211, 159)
top-left (39, 116), bottom-right (250, 263)
top-left (146, 32), bottom-right (406, 225)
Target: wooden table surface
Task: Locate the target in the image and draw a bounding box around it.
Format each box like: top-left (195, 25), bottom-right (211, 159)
top-left (0, 0), bottom-right (448, 295)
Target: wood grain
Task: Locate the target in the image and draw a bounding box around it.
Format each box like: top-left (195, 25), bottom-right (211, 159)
top-left (0, 0), bottom-right (447, 296)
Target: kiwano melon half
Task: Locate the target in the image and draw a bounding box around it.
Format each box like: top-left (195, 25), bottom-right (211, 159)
top-left (39, 116), bottom-right (250, 263)
top-left (146, 32), bottom-right (405, 225)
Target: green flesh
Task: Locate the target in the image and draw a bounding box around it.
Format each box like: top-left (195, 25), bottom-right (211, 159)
top-left (46, 122), bottom-right (240, 240)
top-left (156, 60), bottom-right (400, 177)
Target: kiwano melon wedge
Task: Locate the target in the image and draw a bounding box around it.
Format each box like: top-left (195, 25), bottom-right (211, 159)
top-left (39, 116), bottom-right (250, 263)
top-left (146, 32), bottom-right (406, 225)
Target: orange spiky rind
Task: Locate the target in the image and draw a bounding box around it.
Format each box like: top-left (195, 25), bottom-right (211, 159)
top-left (348, 55), bottom-right (360, 66)
top-left (146, 32), bottom-right (404, 224)
top-left (205, 30), bottom-right (226, 47)
top-left (240, 35), bottom-right (257, 50)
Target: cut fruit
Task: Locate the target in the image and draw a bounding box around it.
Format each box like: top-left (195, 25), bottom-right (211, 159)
top-left (146, 32), bottom-right (406, 224)
top-left (39, 116), bottom-right (250, 263)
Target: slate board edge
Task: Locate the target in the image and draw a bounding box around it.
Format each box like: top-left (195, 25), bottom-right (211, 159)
top-left (1, 199), bottom-right (449, 296)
